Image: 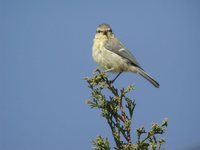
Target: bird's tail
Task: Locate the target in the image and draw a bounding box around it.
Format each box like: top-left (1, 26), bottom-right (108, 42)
top-left (137, 68), bottom-right (160, 88)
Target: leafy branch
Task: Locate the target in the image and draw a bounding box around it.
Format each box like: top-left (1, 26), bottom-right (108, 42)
top-left (85, 69), bottom-right (168, 150)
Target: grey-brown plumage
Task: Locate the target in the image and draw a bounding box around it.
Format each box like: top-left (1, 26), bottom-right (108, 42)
top-left (92, 23), bottom-right (159, 88)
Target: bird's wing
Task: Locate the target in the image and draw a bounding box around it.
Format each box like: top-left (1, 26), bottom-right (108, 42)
top-left (104, 38), bottom-right (142, 69)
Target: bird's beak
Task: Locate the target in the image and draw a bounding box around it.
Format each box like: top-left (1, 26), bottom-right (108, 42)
top-left (103, 31), bottom-right (107, 36)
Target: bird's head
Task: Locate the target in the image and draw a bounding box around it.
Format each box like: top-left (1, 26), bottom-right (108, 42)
top-left (95, 23), bottom-right (114, 39)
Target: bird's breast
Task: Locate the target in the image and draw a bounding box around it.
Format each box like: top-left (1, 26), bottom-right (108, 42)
top-left (92, 39), bottom-right (132, 72)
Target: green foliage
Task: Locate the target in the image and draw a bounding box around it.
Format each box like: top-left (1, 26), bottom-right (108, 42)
top-left (92, 136), bottom-right (110, 150)
top-left (85, 69), bottom-right (168, 150)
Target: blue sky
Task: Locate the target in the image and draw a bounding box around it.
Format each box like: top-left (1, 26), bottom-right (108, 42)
top-left (1, 0), bottom-right (200, 150)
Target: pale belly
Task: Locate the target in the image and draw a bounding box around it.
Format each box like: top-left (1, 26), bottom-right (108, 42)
top-left (92, 47), bottom-right (133, 73)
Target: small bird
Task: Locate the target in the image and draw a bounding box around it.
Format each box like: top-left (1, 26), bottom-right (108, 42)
top-left (92, 23), bottom-right (159, 88)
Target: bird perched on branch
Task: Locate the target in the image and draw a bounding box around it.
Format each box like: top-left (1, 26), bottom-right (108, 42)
top-left (92, 23), bottom-right (159, 88)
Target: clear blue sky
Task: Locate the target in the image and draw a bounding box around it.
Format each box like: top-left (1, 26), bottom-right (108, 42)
top-left (1, 1), bottom-right (200, 150)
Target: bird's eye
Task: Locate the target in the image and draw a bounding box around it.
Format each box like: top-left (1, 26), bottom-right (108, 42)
top-left (108, 29), bottom-right (112, 32)
top-left (96, 30), bottom-right (102, 33)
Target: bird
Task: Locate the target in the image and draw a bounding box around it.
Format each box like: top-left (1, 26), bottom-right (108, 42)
top-left (92, 23), bottom-right (159, 88)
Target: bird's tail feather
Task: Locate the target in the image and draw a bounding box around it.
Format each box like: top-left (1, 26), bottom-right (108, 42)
top-left (137, 68), bottom-right (160, 88)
